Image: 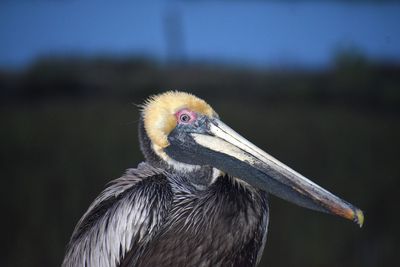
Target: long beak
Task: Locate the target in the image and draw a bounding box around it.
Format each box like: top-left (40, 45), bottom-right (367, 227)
top-left (166, 118), bottom-right (364, 227)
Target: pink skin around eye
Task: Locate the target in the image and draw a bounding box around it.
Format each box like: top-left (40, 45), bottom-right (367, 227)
top-left (175, 108), bottom-right (197, 124)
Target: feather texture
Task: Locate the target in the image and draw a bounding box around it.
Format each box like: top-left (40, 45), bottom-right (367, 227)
top-left (62, 163), bottom-right (269, 267)
top-left (62, 163), bottom-right (173, 267)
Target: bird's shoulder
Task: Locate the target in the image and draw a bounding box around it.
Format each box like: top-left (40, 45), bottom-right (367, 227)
top-left (62, 162), bottom-right (173, 267)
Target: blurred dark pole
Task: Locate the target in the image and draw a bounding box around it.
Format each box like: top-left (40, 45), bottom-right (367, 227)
top-left (164, 4), bottom-right (186, 64)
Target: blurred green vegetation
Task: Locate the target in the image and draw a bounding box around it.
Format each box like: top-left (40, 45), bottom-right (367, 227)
top-left (0, 52), bottom-right (399, 266)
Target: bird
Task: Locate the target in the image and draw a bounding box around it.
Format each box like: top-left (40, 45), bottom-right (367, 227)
top-left (62, 91), bottom-right (364, 267)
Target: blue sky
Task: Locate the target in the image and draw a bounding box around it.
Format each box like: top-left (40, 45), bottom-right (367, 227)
top-left (0, 0), bottom-right (399, 69)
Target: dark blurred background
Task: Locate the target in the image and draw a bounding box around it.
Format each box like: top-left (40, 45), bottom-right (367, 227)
top-left (1, 1), bottom-right (399, 266)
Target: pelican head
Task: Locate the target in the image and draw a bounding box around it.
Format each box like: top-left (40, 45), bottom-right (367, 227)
top-left (140, 91), bottom-right (364, 226)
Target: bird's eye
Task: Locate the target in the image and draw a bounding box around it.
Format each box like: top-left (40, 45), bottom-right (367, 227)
top-left (176, 109), bottom-right (196, 124)
top-left (180, 113), bottom-right (191, 123)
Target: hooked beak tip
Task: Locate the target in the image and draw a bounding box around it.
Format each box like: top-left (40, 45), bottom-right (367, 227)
top-left (343, 207), bottom-right (364, 227)
top-left (354, 209), bottom-right (364, 228)
top-left (332, 203), bottom-right (364, 227)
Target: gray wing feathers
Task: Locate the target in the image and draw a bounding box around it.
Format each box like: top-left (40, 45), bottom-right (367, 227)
top-left (62, 163), bottom-right (172, 267)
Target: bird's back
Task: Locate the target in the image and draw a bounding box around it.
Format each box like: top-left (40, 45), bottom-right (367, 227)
top-left (63, 163), bottom-right (269, 267)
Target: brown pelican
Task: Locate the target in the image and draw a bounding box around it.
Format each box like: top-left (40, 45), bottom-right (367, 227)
top-left (62, 91), bottom-right (363, 267)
